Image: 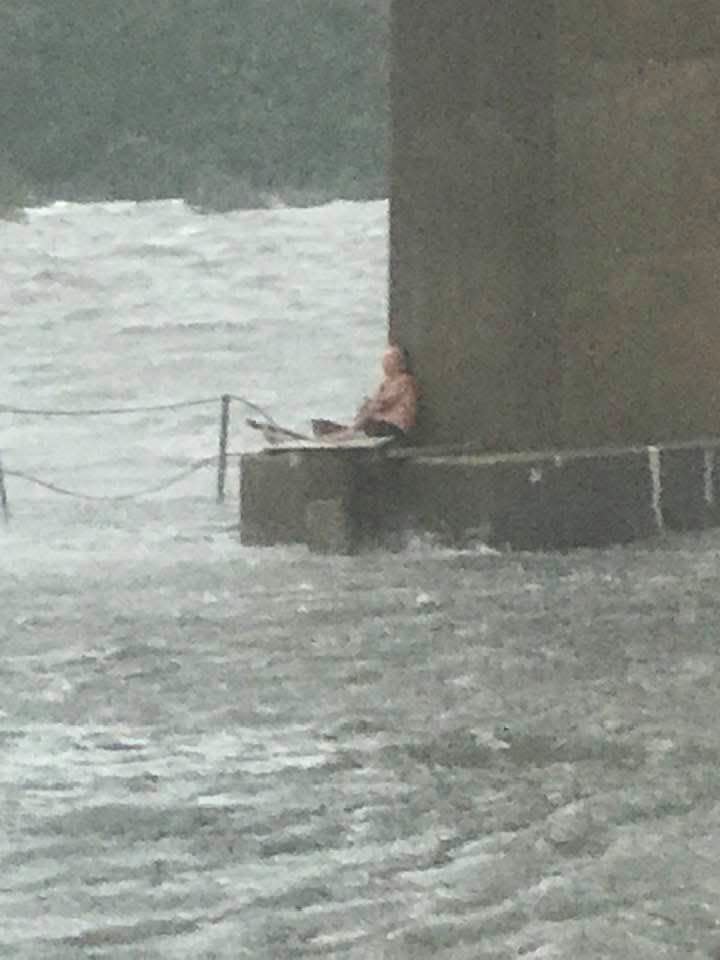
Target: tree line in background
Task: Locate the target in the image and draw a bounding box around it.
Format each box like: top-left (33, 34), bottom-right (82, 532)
top-left (0, 0), bottom-right (389, 215)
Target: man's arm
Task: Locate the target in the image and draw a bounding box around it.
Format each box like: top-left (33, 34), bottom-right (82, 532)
top-left (352, 389), bottom-right (382, 429)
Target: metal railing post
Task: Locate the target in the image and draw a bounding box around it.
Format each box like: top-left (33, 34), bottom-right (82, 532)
top-left (216, 394), bottom-right (231, 503)
top-left (0, 452), bottom-right (9, 524)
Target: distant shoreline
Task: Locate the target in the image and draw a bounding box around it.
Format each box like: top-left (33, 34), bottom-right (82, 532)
top-left (17, 196), bottom-right (389, 221)
top-left (2, 1), bottom-right (389, 224)
top-left (2, 177), bottom-right (387, 223)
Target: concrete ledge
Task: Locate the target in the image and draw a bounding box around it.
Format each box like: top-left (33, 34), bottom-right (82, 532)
top-left (659, 445), bottom-right (716, 532)
top-left (240, 438), bottom-right (720, 553)
top-left (491, 449), bottom-right (658, 549)
top-left (240, 446), bottom-right (403, 553)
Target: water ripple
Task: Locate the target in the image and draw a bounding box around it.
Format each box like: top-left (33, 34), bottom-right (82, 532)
top-left (2, 200), bottom-right (720, 958)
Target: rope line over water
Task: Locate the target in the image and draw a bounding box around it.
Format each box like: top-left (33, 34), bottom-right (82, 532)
top-left (0, 394), bottom-right (276, 421)
top-left (0, 398), bottom-right (216, 417)
top-left (3, 457), bottom-right (221, 502)
top-left (0, 391), bottom-right (275, 515)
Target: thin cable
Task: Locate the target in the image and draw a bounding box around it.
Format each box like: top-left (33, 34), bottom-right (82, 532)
top-left (227, 394), bottom-right (280, 426)
top-left (3, 458), bottom-right (215, 501)
top-left (0, 397), bottom-right (219, 417)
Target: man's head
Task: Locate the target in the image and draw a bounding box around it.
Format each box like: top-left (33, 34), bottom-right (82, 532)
top-left (382, 344), bottom-right (408, 377)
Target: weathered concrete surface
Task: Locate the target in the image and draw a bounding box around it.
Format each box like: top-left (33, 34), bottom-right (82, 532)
top-left (390, 0), bottom-right (720, 449)
top-left (490, 448), bottom-right (660, 549)
top-left (401, 446), bottom-right (660, 550)
top-left (659, 444), bottom-right (717, 532)
top-left (556, 3), bottom-right (720, 447)
top-left (240, 447), bottom-right (404, 553)
top-left (240, 439), bottom-right (720, 553)
top-left (389, 0), bottom-right (559, 449)
top-left (400, 458), bottom-right (494, 545)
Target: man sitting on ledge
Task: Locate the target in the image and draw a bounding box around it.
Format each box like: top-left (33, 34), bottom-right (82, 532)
top-left (313, 344), bottom-right (418, 442)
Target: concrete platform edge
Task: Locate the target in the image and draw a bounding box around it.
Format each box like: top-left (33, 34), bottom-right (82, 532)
top-left (239, 439), bottom-right (720, 553)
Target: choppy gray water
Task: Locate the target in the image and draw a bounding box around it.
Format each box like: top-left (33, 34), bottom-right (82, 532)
top-left (2, 200), bottom-right (720, 959)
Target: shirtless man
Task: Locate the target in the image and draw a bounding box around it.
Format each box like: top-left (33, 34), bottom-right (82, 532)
top-left (314, 344), bottom-right (418, 441)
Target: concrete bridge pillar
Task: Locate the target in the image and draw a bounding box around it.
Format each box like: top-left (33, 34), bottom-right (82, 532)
top-left (389, 0), bottom-right (720, 450)
top-left (240, 1), bottom-right (720, 553)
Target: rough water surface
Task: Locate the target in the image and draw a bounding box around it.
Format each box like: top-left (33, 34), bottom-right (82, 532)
top-left (2, 200), bottom-right (720, 959)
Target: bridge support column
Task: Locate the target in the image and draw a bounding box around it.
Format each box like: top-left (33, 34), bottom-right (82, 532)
top-left (390, 0), bottom-right (720, 449)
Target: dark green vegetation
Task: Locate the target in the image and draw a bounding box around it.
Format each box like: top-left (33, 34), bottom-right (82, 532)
top-left (0, 0), bottom-right (389, 213)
